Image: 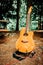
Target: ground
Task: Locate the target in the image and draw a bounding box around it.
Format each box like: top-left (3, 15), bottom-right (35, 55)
top-left (0, 32), bottom-right (43, 65)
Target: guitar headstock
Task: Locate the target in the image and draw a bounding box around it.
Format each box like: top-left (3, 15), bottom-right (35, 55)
top-left (28, 6), bottom-right (32, 14)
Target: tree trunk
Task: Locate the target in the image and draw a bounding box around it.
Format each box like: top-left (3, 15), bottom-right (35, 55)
top-left (16, 0), bottom-right (20, 31)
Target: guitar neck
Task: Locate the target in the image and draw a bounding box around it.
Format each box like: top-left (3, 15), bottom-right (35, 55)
top-left (25, 6), bottom-right (32, 33)
top-left (25, 13), bottom-right (30, 33)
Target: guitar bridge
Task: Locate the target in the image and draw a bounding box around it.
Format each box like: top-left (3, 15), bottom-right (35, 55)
top-left (21, 40), bottom-right (28, 43)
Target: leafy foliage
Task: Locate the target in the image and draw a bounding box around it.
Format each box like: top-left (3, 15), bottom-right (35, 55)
top-left (0, 0), bottom-right (43, 30)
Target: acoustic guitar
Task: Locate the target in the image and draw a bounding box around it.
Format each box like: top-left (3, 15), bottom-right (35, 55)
top-left (16, 6), bottom-right (35, 53)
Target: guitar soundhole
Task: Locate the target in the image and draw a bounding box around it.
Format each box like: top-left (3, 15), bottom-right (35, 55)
top-left (24, 33), bottom-right (28, 36)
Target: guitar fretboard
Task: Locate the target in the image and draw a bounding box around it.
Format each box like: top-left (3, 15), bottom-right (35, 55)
top-left (25, 6), bottom-right (32, 33)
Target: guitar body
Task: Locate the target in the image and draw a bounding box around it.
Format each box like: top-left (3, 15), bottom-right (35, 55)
top-left (16, 28), bottom-right (35, 53)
